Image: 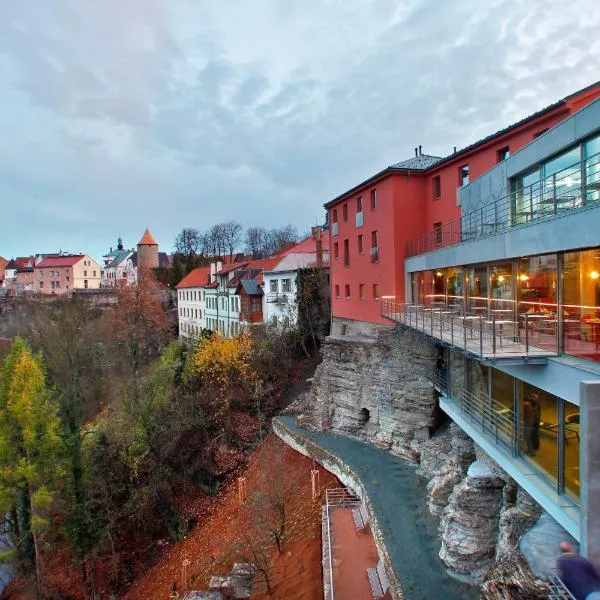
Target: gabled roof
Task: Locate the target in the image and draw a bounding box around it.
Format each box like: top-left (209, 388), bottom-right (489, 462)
top-left (105, 249), bottom-right (131, 269)
top-left (281, 233), bottom-right (330, 255)
top-left (237, 279), bottom-right (263, 296)
top-left (37, 255), bottom-right (85, 268)
top-left (138, 228), bottom-right (158, 246)
top-left (177, 267), bottom-right (211, 289)
top-left (390, 154), bottom-right (442, 170)
top-left (218, 261), bottom-right (249, 276)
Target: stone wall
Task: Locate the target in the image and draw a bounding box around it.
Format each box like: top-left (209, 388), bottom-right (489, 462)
top-left (298, 318), bottom-right (550, 585)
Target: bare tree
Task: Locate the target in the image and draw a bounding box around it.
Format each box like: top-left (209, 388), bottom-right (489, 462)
top-left (266, 225), bottom-right (299, 255)
top-left (223, 220), bottom-right (243, 261)
top-left (205, 223), bottom-right (227, 258)
top-left (245, 227), bottom-right (268, 259)
top-left (174, 228), bottom-right (201, 270)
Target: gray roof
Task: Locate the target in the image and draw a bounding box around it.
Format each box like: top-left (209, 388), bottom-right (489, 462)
top-left (390, 154), bottom-right (443, 170)
top-left (240, 279), bottom-right (262, 296)
top-left (106, 249), bottom-right (131, 269)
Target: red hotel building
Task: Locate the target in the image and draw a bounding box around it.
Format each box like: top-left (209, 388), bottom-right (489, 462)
top-left (325, 81), bottom-right (600, 326)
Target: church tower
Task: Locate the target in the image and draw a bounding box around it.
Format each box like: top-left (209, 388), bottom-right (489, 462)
top-left (137, 228), bottom-right (159, 272)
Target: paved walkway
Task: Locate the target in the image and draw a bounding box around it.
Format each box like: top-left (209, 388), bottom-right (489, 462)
top-left (331, 506), bottom-right (379, 600)
top-left (276, 416), bottom-right (480, 600)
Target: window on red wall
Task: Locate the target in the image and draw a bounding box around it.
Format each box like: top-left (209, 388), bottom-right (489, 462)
top-left (343, 203), bottom-right (348, 221)
top-left (343, 239), bottom-right (350, 266)
top-left (434, 222), bottom-right (443, 245)
top-left (373, 284), bottom-right (381, 299)
top-left (432, 175), bottom-right (441, 200)
top-left (334, 242), bottom-right (339, 259)
top-left (459, 165), bottom-right (469, 186)
top-left (358, 234), bottom-right (364, 254)
top-left (333, 209), bottom-right (338, 223)
top-left (371, 189), bottom-right (377, 210)
top-left (497, 146), bottom-right (510, 163)
top-left (359, 284), bottom-right (365, 300)
top-left (370, 231), bottom-right (379, 263)
top-left (345, 284), bottom-right (350, 298)
top-left (356, 196), bottom-right (362, 212)
top-left (335, 285), bottom-right (340, 298)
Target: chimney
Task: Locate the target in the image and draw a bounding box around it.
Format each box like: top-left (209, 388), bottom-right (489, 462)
top-left (419, 145), bottom-right (422, 155)
top-left (312, 226), bottom-right (323, 267)
top-left (453, 146), bottom-right (457, 154)
top-left (414, 147), bottom-right (418, 157)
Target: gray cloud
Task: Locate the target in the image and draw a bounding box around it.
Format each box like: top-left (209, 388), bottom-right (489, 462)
top-left (1, 0), bottom-right (600, 261)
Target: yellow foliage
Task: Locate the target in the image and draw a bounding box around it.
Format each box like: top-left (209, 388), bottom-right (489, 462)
top-left (189, 333), bottom-right (258, 401)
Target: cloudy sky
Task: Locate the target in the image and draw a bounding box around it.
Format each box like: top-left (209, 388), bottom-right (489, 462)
top-left (2, 0), bottom-right (600, 261)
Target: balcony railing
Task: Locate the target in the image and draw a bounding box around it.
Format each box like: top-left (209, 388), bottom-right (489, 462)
top-left (547, 574), bottom-right (576, 599)
top-left (382, 298), bottom-right (558, 359)
top-left (407, 150), bottom-right (600, 257)
top-left (266, 293), bottom-right (290, 304)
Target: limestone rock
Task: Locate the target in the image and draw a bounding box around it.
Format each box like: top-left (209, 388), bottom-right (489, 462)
top-left (439, 460), bottom-right (506, 581)
top-left (419, 424), bottom-right (452, 478)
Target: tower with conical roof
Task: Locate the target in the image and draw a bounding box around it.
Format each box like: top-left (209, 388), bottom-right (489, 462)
top-left (137, 228), bottom-right (159, 272)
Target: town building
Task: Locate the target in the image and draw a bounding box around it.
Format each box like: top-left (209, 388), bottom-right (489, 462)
top-left (177, 266), bottom-right (211, 340)
top-left (263, 226), bottom-right (330, 328)
top-left (386, 97), bottom-right (600, 564)
top-left (137, 228), bottom-right (160, 273)
top-left (34, 254), bottom-right (102, 294)
top-left (2, 256), bottom-right (35, 294)
top-left (326, 81), bottom-right (600, 327)
top-left (0, 256), bottom-right (7, 288)
top-left (101, 238), bottom-right (134, 288)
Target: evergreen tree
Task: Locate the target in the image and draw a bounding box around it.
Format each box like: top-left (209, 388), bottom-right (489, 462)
top-left (0, 338), bottom-right (63, 596)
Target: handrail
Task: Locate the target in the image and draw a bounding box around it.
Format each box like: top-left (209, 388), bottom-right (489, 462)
top-left (548, 574), bottom-right (577, 599)
top-left (407, 150), bottom-right (600, 257)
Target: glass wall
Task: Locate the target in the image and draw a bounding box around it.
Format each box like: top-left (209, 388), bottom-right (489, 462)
top-left (562, 248), bottom-right (600, 362)
top-left (490, 369), bottom-right (515, 447)
top-left (584, 135), bottom-right (600, 205)
top-left (447, 267), bottom-right (464, 311)
top-left (410, 245), bottom-right (600, 364)
top-left (519, 382), bottom-right (559, 485)
top-left (513, 169), bottom-right (541, 224)
top-left (517, 253), bottom-right (558, 352)
top-left (490, 262), bottom-right (514, 316)
top-left (564, 404), bottom-right (580, 499)
top-left (466, 264), bottom-right (488, 313)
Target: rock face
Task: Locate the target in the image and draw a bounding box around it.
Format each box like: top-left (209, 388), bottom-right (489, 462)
top-left (300, 321), bottom-right (439, 461)
top-left (439, 461), bottom-right (506, 581)
top-left (300, 317), bottom-right (552, 584)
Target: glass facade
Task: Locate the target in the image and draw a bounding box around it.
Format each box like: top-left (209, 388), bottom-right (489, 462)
top-left (410, 245), bottom-right (600, 364)
top-left (512, 134), bottom-right (600, 224)
top-left (452, 357), bottom-right (580, 501)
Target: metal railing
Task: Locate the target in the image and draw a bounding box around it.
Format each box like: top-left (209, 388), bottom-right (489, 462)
top-left (382, 298), bottom-right (558, 359)
top-left (324, 488), bottom-right (361, 600)
top-left (548, 574), bottom-right (577, 599)
top-left (460, 389), bottom-right (515, 449)
top-left (407, 150), bottom-right (600, 257)
top-left (265, 293), bottom-right (289, 304)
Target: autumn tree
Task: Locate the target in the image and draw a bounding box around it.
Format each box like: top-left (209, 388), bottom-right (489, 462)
top-left (111, 272), bottom-right (172, 388)
top-left (187, 333), bottom-right (258, 426)
top-left (296, 267), bottom-right (331, 357)
top-left (0, 338), bottom-right (63, 596)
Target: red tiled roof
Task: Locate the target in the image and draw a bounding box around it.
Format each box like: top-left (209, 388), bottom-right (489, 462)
top-left (218, 262), bottom-right (249, 276)
top-left (246, 257), bottom-right (280, 272)
top-left (281, 234), bottom-right (330, 255)
top-left (176, 267), bottom-right (211, 289)
top-left (37, 255), bottom-right (85, 268)
top-left (138, 228), bottom-right (158, 246)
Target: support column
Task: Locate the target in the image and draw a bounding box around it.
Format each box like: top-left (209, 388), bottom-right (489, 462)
top-left (580, 381), bottom-right (600, 565)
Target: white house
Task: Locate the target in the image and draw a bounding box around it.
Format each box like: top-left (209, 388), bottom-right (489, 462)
top-left (101, 239), bottom-right (134, 288)
top-left (263, 227), bottom-right (329, 328)
top-left (176, 266), bottom-right (210, 340)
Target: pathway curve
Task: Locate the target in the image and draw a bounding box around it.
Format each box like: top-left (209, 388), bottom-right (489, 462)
top-left (275, 415), bottom-right (481, 600)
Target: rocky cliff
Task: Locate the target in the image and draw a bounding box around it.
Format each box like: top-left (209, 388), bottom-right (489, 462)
top-left (298, 317), bottom-right (552, 585)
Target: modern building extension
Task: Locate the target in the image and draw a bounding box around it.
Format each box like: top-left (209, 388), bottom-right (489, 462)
top-left (386, 96), bottom-right (600, 562)
top-left (326, 81), bottom-right (600, 327)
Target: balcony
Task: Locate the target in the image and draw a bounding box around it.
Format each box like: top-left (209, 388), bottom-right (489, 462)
top-left (407, 150), bottom-right (600, 257)
top-left (266, 293), bottom-right (289, 304)
top-left (381, 298), bottom-right (557, 359)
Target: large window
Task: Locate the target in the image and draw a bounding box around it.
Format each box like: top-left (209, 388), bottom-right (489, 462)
top-left (489, 262), bottom-right (514, 315)
top-left (466, 264), bottom-right (488, 313)
top-left (562, 248), bottom-right (600, 362)
top-left (446, 267), bottom-right (463, 311)
top-left (517, 254), bottom-right (558, 352)
top-left (513, 168), bottom-right (541, 224)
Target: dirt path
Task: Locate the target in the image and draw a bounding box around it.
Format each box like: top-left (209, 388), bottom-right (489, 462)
top-left (123, 435), bottom-right (339, 600)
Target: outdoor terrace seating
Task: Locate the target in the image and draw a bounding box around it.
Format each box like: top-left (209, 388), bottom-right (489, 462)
top-left (381, 299), bottom-right (557, 359)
